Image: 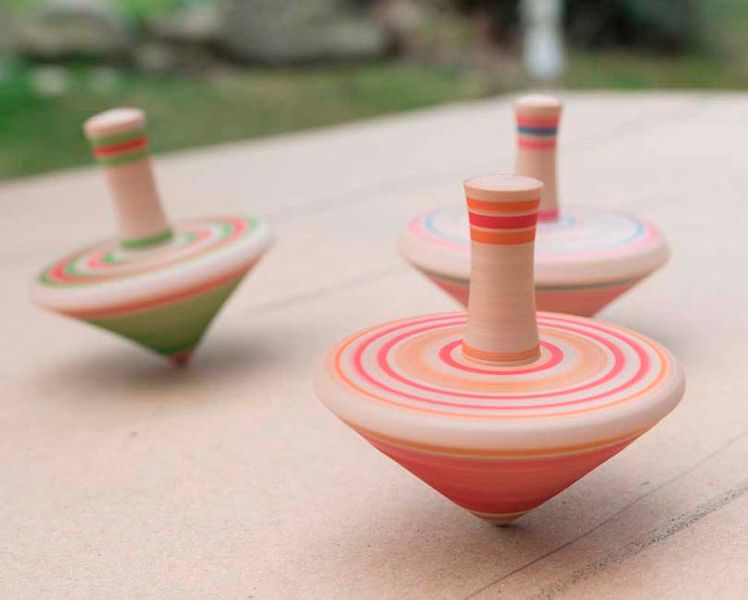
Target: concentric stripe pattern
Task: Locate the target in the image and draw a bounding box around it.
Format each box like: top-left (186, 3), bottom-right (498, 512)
top-left (331, 312), bottom-right (675, 421)
top-left (407, 206), bottom-right (662, 260)
top-left (39, 216), bottom-right (258, 288)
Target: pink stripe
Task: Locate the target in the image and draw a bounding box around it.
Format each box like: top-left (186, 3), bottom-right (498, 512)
top-left (369, 322), bottom-right (628, 406)
top-left (518, 138), bottom-right (556, 150)
top-left (346, 315), bottom-right (652, 411)
top-left (439, 339), bottom-right (563, 375)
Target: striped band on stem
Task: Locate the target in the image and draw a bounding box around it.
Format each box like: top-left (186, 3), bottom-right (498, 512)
top-left (462, 173), bottom-right (543, 366)
top-left (89, 128), bottom-right (150, 167)
top-left (516, 117), bottom-right (559, 150)
top-left (466, 196), bottom-right (540, 245)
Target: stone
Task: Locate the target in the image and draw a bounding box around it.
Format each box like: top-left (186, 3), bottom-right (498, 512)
top-left (218, 0), bottom-right (391, 64)
top-left (12, 0), bottom-right (132, 61)
top-left (143, 4), bottom-right (223, 75)
top-left (150, 3), bottom-right (221, 46)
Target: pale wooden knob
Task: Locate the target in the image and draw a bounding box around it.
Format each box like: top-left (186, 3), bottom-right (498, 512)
top-left (462, 174), bottom-right (543, 364)
top-left (514, 94), bottom-right (562, 222)
top-left (84, 108), bottom-right (172, 249)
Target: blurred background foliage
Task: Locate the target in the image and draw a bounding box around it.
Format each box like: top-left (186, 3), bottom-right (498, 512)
top-left (1, 0), bottom-right (747, 180)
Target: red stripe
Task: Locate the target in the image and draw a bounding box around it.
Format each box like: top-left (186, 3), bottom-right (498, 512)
top-left (516, 117), bottom-right (559, 127)
top-left (538, 210), bottom-right (559, 222)
top-left (518, 138), bottom-right (556, 150)
top-left (63, 261), bottom-right (255, 318)
top-left (468, 212), bottom-right (538, 229)
top-left (94, 137), bottom-right (148, 158)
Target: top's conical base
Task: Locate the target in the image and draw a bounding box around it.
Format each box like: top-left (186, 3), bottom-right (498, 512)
top-left (170, 349), bottom-right (195, 367)
top-left (399, 206), bottom-right (669, 315)
top-left (83, 272), bottom-right (247, 363)
top-left (316, 312), bottom-right (685, 523)
top-left (34, 216), bottom-right (272, 365)
top-left (417, 269), bottom-right (643, 316)
top-left (357, 423), bottom-right (638, 524)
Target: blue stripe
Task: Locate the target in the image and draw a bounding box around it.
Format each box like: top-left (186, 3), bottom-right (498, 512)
top-left (518, 126), bottom-right (557, 136)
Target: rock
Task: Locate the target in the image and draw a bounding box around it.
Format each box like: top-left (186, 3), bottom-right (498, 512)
top-left (376, 0), bottom-right (480, 63)
top-left (143, 3), bottom-right (222, 75)
top-left (377, 0), bottom-right (436, 57)
top-left (218, 0), bottom-right (391, 64)
top-left (12, 0), bottom-right (132, 61)
top-left (150, 3), bottom-right (221, 46)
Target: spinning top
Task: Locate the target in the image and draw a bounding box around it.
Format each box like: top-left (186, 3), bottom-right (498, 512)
top-left (33, 108), bottom-right (272, 365)
top-left (399, 95), bottom-right (669, 316)
top-left (316, 174), bottom-right (684, 524)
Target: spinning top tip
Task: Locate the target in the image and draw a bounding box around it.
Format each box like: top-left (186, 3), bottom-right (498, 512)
top-left (170, 349), bottom-right (195, 367)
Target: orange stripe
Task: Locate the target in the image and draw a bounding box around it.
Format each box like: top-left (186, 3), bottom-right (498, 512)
top-left (348, 421), bottom-right (646, 458)
top-left (467, 197), bottom-right (540, 213)
top-left (462, 343), bottom-right (540, 364)
top-left (518, 138), bottom-right (556, 150)
top-left (470, 227), bottom-right (536, 245)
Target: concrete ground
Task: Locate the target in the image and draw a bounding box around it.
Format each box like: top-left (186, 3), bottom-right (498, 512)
top-left (1, 92), bottom-right (746, 599)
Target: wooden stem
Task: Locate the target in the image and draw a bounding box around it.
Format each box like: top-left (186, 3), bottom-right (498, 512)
top-left (514, 94), bottom-right (562, 222)
top-left (84, 108), bottom-right (172, 250)
top-left (462, 174), bottom-right (543, 365)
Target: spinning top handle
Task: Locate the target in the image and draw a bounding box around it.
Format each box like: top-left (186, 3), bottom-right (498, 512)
top-left (515, 94), bottom-right (562, 222)
top-left (84, 108), bottom-right (173, 250)
top-left (462, 174), bottom-right (543, 365)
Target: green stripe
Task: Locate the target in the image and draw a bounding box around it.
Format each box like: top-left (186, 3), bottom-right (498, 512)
top-left (90, 128), bottom-right (147, 148)
top-left (96, 148), bottom-right (149, 167)
top-left (37, 219), bottom-right (254, 287)
top-left (121, 228), bottom-right (174, 250)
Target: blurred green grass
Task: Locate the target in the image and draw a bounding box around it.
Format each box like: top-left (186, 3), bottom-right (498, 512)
top-left (2, 0), bottom-right (748, 181)
top-left (5, 0), bottom-right (183, 19)
top-left (0, 63), bottom-right (490, 179)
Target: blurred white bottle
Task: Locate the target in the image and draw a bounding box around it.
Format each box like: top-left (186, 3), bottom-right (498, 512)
top-left (521, 0), bottom-right (565, 82)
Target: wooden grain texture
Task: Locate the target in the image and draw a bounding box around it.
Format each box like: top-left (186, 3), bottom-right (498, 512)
top-left (515, 94), bottom-right (563, 221)
top-left (1, 92), bottom-right (747, 599)
top-left (463, 174), bottom-right (542, 363)
top-left (84, 108), bottom-right (170, 245)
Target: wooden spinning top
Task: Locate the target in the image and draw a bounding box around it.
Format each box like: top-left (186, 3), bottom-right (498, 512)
top-left (399, 95), bottom-right (670, 316)
top-left (32, 108), bottom-right (272, 365)
top-left (316, 174), bottom-right (684, 524)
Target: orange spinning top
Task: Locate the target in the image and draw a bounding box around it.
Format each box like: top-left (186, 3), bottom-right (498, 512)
top-left (316, 174), bottom-right (684, 524)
